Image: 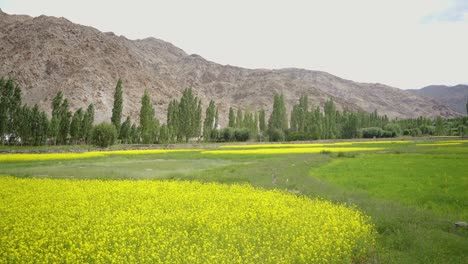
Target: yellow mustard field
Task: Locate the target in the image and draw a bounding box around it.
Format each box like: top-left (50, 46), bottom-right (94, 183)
top-left (203, 147), bottom-right (384, 155)
top-left (0, 177), bottom-right (375, 263)
top-left (219, 142), bottom-right (353, 149)
top-left (416, 143), bottom-right (462, 146)
top-left (0, 149), bottom-right (202, 162)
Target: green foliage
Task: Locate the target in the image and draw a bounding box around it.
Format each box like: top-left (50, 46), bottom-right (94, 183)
top-left (57, 99), bottom-right (71, 145)
top-left (235, 108), bottom-right (243, 128)
top-left (70, 108), bottom-right (83, 144)
top-left (360, 127), bottom-right (384, 138)
top-left (221, 127), bottom-right (235, 142)
top-left (119, 116), bottom-right (131, 144)
top-left (258, 109), bottom-right (266, 133)
top-left (178, 88), bottom-right (201, 142)
top-left (111, 79), bottom-right (123, 134)
top-left (91, 122), bottom-right (117, 148)
top-left (0, 78), bottom-right (22, 143)
top-left (268, 94), bottom-right (287, 139)
top-left (384, 123), bottom-right (401, 137)
top-left (234, 128), bottom-right (250, 142)
top-left (139, 90), bottom-right (158, 144)
top-left (81, 104), bottom-right (95, 144)
top-left (228, 107), bottom-right (235, 128)
top-left (159, 124), bottom-right (169, 144)
top-left (203, 100), bottom-right (217, 142)
top-left (167, 99), bottom-right (179, 143)
top-left (269, 128), bottom-right (285, 142)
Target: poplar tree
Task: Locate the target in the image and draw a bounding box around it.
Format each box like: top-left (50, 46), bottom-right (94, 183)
top-left (203, 100), bottom-right (217, 142)
top-left (178, 88), bottom-right (201, 142)
top-left (228, 107), bottom-right (235, 128)
top-left (111, 79), bottom-right (123, 134)
top-left (58, 99), bottom-right (71, 145)
top-left (81, 104), bottom-right (94, 144)
top-left (167, 99), bottom-right (179, 142)
top-left (236, 109), bottom-right (243, 128)
top-left (139, 90), bottom-right (156, 144)
top-left (258, 109), bottom-right (266, 133)
top-left (70, 108), bottom-right (83, 144)
top-left (268, 94), bottom-right (287, 131)
top-left (49, 91), bottom-right (63, 145)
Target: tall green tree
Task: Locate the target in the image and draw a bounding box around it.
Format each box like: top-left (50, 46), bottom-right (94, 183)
top-left (178, 88), bottom-right (201, 142)
top-left (0, 78), bottom-right (22, 141)
top-left (111, 79), bottom-right (123, 134)
top-left (58, 99), bottom-right (71, 145)
top-left (70, 108), bottom-right (84, 144)
top-left (139, 90), bottom-right (157, 144)
top-left (81, 104), bottom-right (94, 144)
top-left (228, 107), bottom-right (235, 128)
top-left (323, 98), bottom-right (337, 139)
top-left (258, 109), bottom-right (266, 133)
top-left (268, 94), bottom-right (288, 132)
top-left (203, 100), bottom-right (217, 142)
top-left (235, 109), bottom-right (243, 128)
top-left (167, 99), bottom-right (179, 142)
top-left (49, 91), bottom-right (63, 145)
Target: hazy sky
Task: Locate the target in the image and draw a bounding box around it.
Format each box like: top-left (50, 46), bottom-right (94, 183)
top-left (2, 0), bottom-right (467, 89)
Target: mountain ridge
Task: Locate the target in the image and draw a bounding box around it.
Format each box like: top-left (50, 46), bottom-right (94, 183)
top-left (408, 84), bottom-right (468, 115)
top-left (0, 11), bottom-right (459, 125)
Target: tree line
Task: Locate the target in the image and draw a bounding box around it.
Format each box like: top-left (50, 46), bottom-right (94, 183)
top-left (1, 77), bottom-right (467, 147)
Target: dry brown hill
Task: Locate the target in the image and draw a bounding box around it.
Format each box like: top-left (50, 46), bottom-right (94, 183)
top-left (0, 10), bottom-right (459, 125)
top-left (408, 85), bottom-right (468, 116)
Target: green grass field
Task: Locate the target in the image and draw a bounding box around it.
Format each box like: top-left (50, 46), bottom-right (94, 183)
top-left (0, 139), bottom-right (467, 263)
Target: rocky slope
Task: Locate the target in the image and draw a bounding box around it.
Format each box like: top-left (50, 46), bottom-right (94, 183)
top-left (0, 10), bottom-right (459, 125)
top-left (408, 85), bottom-right (468, 115)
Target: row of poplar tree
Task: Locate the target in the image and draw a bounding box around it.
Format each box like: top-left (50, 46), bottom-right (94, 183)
top-left (1, 77), bottom-right (466, 146)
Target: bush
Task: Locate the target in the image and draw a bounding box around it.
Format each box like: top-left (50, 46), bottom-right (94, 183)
top-left (221, 127), bottom-right (235, 142)
top-left (410, 128), bottom-right (422, 137)
top-left (269, 129), bottom-right (285, 142)
top-left (384, 123), bottom-right (401, 137)
top-left (91, 122), bottom-right (118, 148)
top-left (233, 128), bottom-right (250, 142)
top-left (382, 130), bottom-right (394, 138)
top-left (360, 127), bottom-right (384, 138)
top-left (286, 132), bottom-right (309, 141)
top-left (420, 125), bottom-right (435, 135)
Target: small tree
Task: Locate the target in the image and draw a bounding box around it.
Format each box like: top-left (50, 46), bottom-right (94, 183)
top-left (119, 116), bottom-right (131, 144)
top-left (91, 122), bottom-right (117, 148)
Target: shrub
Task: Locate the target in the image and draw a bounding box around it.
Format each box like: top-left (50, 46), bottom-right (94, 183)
top-left (269, 129), bottom-right (285, 142)
top-left (410, 128), bottom-right (422, 137)
top-left (384, 123), bottom-right (401, 137)
top-left (233, 128), bottom-right (250, 142)
top-left (382, 130), bottom-right (394, 138)
top-left (360, 127), bottom-right (384, 138)
top-left (286, 132), bottom-right (309, 141)
top-left (221, 127), bottom-right (235, 142)
top-left (91, 122), bottom-right (118, 148)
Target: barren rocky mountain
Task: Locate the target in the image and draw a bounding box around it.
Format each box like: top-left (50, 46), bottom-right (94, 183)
top-left (0, 10), bottom-right (459, 125)
top-left (408, 85), bottom-right (468, 116)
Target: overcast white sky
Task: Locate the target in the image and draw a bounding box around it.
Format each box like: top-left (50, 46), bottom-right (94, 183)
top-left (1, 0), bottom-right (467, 89)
